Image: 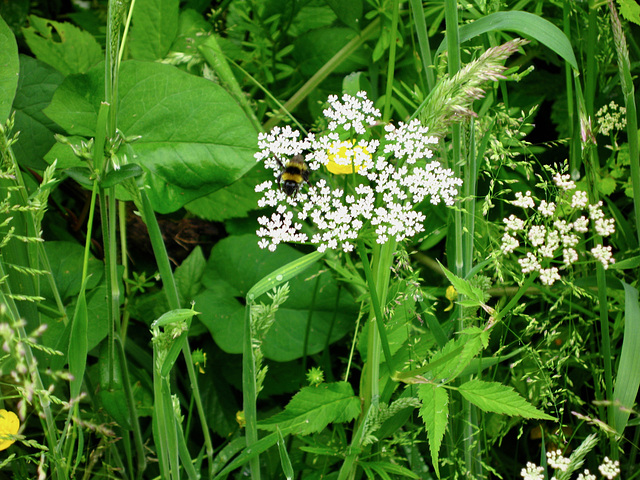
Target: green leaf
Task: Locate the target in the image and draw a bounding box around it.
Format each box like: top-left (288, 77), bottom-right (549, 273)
top-left (418, 384), bottom-right (449, 478)
top-left (618, 0), bottom-right (640, 25)
top-left (436, 11), bottom-right (578, 71)
top-left (69, 289), bottom-right (88, 399)
top-left (613, 283), bottom-right (640, 434)
top-left (438, 261), bottom-right (489, 306)
top-left (44, 60), bottom-right (257, 213)
top-left (129, 0), bottom-right (179, 60)
top-left (22, 15), bottom-right (102, 75)
top-left (0, 13), bottom-right (19, 124)
top-left (457, 379), bottom-right (555, 420)
top-left (325, 0), bottom-right (363, 30)
top-left (258, 382), bottom-right (360, 435)
top-left (293, 27), bottom-right (368, 77)
top-left (100, 164), bottom-right (143, 188)
top-left (184, 164), bottom-right (263, 222)
top-left (151, 308), bottom-right (198, 328)
top-left (174, 246), bottom-right (207, 303)
top-left (596, 176), bottom-right (617, 196)
top-left (276, 427), bottom-right (294, 480)
top-left (12, 55), bottom-right (64, 169)
top-left (195, 235), bottom-right (357, 361)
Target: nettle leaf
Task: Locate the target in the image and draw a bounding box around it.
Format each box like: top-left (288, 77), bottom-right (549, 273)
top-left (22, 15), bottom-right (102, 76)
top-left (427, 327), bottom-right (488, 383)
top-left (438, 262), bottom-right (489, 306)
top-left (194, 235), bottom-right (357, 361)
top-left (418, 384), bottom-right (449, 478)
top-left (44, 60), bottom-right (257, 213)
top-left (458, 380), bottom-right (555, 420)
top-left (258, 382), bottom-right (360, 435)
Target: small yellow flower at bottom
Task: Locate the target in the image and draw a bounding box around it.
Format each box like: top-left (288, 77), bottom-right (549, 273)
top-left (0, 409), bottom-right (19, 451)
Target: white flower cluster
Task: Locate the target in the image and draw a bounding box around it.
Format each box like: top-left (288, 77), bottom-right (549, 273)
top-left (254, 92), bottom-right (462, 252)
top-left (521, 454), bottom-right (620, 480)
top-left (547, 449), bottom-right (570, 471)
top-left (501, 173), bottom-right (615, 285)
top-left (596, 101), bottom-right (627, 136)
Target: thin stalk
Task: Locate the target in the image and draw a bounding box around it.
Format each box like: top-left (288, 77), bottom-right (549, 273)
top-left (443, 0), bottom-right (478, 477)
top-left (263, 18), bottom-right (381, 131)
top-left (242, 302), bottom-right (261, 480)
top-left (383, 0), bottom-right (400, 122)
top-left (139, 188), bottom-right (215, 477)
top-left (409, 0), bottom-right (436, 92)
top-left (608, 0), bottom-right (640, 246)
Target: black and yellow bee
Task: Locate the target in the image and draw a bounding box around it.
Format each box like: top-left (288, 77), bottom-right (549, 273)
top-left (275, 154), bottom-right (309, 197)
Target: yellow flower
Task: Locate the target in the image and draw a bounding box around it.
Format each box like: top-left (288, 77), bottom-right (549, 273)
top-left (326, 141), bottom-right (371, 174)
top-left (444, 285), bottom-right (457, 312)
top-left (0, 409), bottom-right (19, 451)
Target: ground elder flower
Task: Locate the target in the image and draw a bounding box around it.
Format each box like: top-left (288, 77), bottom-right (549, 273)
top-left (596, 101), bottom-right (626, 136)
top-left (254, 92), bottom-right (462, 252)
top-left (500, 172), bottom-right (616, 284)
top-left (546, 449), bottom-right (570, 471)
top-left (598, 457), bottom-right (620, 479)
top-left (521, 462), bottom-right (544, 480)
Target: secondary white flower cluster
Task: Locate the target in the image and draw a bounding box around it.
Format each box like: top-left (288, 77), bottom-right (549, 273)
top-left (521, 453), bottom-right (620, 480)
top-left (596, 101), bottom-right (626, 137)
top-left (501, 173), bottom-right (615, 285)
top-left (255, 92), bottom-right (462, 252)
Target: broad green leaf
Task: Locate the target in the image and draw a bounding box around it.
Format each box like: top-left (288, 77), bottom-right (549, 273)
top-left (458, 379), bottom-right (555, 420)
top-left (195, 235), bottom-right (357, 361)
top-left (436, 11), bottom-right (578, 71)
top-left (129, 0), bottom-right (179, 60)
top-left (0, 14), bottom-right (19, 124)
top-left (174, 246), bottom-right (207, 303)
top-left (325, 0), bottom-right (363, 30)
top-left (12, 55), bottom-right (64, 169)
top-left (44, 60), bottom-right (257, 213)
top-left (613, 283), bottom-right (640, 434)
top-left (184, 164), bottom-right (264, 222)
top-left (98, 340), bottom-right (131, 429)
top-left (418, 384), bottom-right (449, 478)
top-left (22, 15), bottom-right (102, 75)
top-left (258, 382), bottom-right (360, 435)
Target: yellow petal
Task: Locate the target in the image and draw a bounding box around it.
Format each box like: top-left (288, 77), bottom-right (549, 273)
top-left (0, 409), bottom-right (19, 451)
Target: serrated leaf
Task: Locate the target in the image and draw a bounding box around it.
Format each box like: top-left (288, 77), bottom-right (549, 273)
top-left (418, 384), bottom-right (449, 478)
top-left (22, 15), bottom-right (102, 75)
top-left (618, 0), bottom-right (640, 25)
top-left (458, 380), bottom-right (555, 420)
top-left (438, 262), bottom-right (489, 305)
top-left (258, 382), bottom-right (360, 435)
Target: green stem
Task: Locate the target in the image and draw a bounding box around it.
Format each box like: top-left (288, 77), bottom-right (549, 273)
top-left (263, 18), bottom-right (381, 131)
top-left (242, 302), bottom-right (261, 480)
top-left (383, 0), bottom-right (400, 122)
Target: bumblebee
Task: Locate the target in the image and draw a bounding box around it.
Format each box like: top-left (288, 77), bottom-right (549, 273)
top-left (275, 154), bottom-right (309, 197)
